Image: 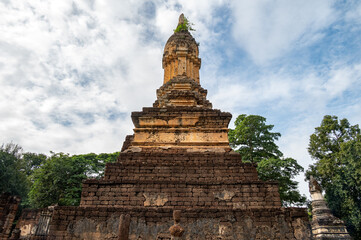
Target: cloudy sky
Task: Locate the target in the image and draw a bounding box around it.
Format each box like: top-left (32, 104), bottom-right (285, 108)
top-left (1, 0), bottom-right (361, 197)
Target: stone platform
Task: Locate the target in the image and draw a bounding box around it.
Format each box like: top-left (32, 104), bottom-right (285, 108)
top-left (48, 206), bottom-right (309, 239)
top-left (44, 148), bottom-right (311, 239)
top-left (80, 151), bottom-right (280, 209)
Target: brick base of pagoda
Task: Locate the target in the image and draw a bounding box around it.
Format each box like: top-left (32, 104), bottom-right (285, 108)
top-left (48, 206), bottom-right (310, 239)
top-left (45, 150), bottom-right (312, 239)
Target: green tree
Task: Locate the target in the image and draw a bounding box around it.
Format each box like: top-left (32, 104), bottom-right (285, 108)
top-left (0, 143), bottom-right (29, 199)
top-left (29, 152), bottom-right (118, 208)
top-left (257, 157), bottom-right (306, 206)
top-left (23, 152), bottom-right (47, 176)
top-left (229, 114), bottom-right (282, 163)
top-left (307, 115), bottom-right (360, 184)
top-left (174, 15), bottom-right (195, 32)
top-left (229, 114), bottom-right (306, 206)
top-left (307, 115), bottom-right (361, 238)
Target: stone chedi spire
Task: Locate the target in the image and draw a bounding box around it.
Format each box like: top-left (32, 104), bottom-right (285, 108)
top-left (309, 176), bottom-right (352, 239)
top-left (129, 14), bottom-right (230, 151)
top-left (162, 13), bottom-right (201, 85)
top-left (44, 15), bottom-right (312, 240)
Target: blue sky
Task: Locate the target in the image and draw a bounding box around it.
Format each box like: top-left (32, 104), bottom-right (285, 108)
top-left (1, 0), bottom-right (361, 197)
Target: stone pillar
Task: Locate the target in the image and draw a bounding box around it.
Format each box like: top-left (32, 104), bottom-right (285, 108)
top-left (186, 58), bottom-right (190, 78)
top-left (163, 62), bottom-right (168, 84)
top-left (118, 214), bottom-right (131, 240)
top-left (168, 61), bottom-right (172, 80)
top-left (169, 210), bottom-right (185, 239)
top-left (195, 63), bottom-right (200, 83)
top-left (309, 176), bottom-right (352, 239)
top-left (166, 62), bottom-right (170, 83)
top-left (178, 55), bottom-right (186, 76)
top-left (189, 59), bottom-right (194, 80)
top-left (0, 193), bottom-right (21, 239)
top-left (174, 59), bottom-right (178, 78)
top-left (163, 56), bottom-right (172, 84)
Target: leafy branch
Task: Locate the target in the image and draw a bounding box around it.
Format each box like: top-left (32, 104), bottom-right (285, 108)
top-left (174, 17), bottom-right (195, 33)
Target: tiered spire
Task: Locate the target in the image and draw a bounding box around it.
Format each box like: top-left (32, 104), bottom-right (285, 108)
top-left (128, 15), bottom-right (231, 151)
top-left (309, 176), bottom-right (352, 239)
top-left (154, 14), bottom-right (210, 108)
top-left (162, 14), bottom-right (201, 84)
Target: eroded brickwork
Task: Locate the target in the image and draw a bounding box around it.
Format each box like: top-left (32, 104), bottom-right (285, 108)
top-left (80, 181), bottom-right (281, 209)
top-left (0, 193), bottom-right (20, 240)
top-left (80, 151), bottom-right (281, 209)
top-left (15, 209), bottom-right (42, 238)
top-left (130, 107), bottom-right (232, 150)
top-left (48, 207), bottom-right (310, 240)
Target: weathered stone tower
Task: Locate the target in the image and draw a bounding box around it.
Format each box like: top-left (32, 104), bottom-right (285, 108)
top-left (309, 176), bottom-right (352, 239)
top-left (46, 15), bottom-right (312, 239)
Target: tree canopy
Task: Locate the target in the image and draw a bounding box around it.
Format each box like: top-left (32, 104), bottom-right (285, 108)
top-left (0, 143), bottom-right (29, 200)
top-left (229, 114), bottom-right (306, 206)
top-left (229, 114), bottom-right (282, 163)
top-left (0, 142), bottom-right (119, 208)
top-left (29, 152), bottom-right (118, 208)
top-left (257, 157), bottom-right (306, 206)
top-left (307, 115), bottom-right (361, 238)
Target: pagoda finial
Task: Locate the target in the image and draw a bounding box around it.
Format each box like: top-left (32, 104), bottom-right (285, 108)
top-left (178, 13), bottom-right (185, 26)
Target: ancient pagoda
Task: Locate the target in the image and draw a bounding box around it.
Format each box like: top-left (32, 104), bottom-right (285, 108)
top-left (44, 14), bottom-right (312, 240)
top-left (309, 177), bottom-right (352, 239)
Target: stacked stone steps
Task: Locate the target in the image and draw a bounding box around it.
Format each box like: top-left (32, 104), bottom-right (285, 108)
top-left (48, 206), bottom-right (308, 240)
top-left (102, 164), bottom-right (258, 182)
top-left (116, 151), bottom-right (243, 161)
top-left (80, 180), bottom-right (281, 209)
top-left (130, 106), bottom-right (232, 149)
top-left (131, 107), bottom-right (231, 129)
top-left (79, 150), bottom-right (281, 209)
top-left (102, 152), bottom-right (259, 182)
top-left (154, 77), bottom-right (212, 108)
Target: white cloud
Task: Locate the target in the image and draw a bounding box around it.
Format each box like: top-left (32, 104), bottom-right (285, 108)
top-left (0, 0), bottom-right (166, 154)
top-left (230, 0), bottom-right (337, 64)
top-left (345, 2), bottom-right (361, 25)
top-left (210, 72), bottom-right (294, 112)
top-left (211, 61), bottom-right (361, 114)
top-left (324, 64), bottom-right (361, 97)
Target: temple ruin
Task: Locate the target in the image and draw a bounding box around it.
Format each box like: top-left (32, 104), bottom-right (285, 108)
top-left (3, 14), bottom-right (353, 240)
top-left (309, 176), bottom-right (352, 239)
top-left (48, 14), bottom-right (311, 240)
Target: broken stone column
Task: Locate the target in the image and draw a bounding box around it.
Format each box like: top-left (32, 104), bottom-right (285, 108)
top-left (169, 210), bottom-right (185, 239)
top-left (118, 214), bottom-right (131, 240)
top-left (309, 176), bottom-right (352, 239)
top-left (0, 193), bottom-right (21, 239)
